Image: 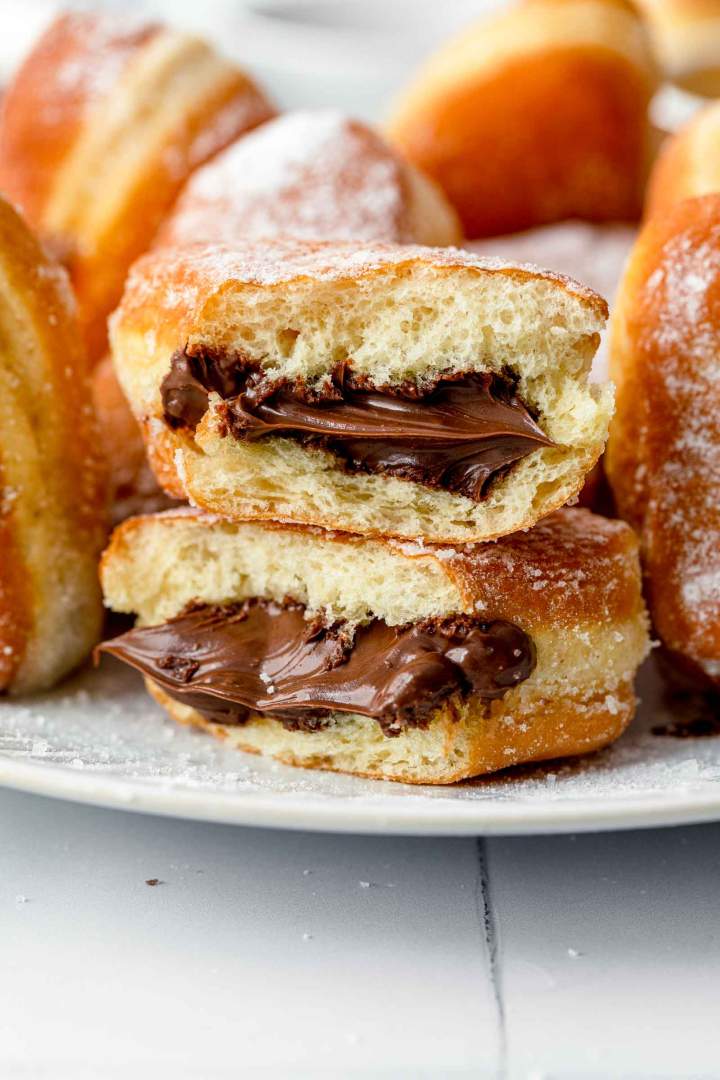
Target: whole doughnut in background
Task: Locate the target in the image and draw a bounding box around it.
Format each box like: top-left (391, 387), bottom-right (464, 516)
top-left (607, 193), bottom-right (720, 688)
top-left (158, 109), bottom-right (462, 249)
top-left (635, 0), bottom-right (720, 96)
top-left (386, 0), bottom-right (659, 238)
top-left (0, 195), bottom-right (106, 694)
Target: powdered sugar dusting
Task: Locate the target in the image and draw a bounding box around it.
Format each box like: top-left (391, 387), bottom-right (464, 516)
top-left (163, 110), bottom-right (408, 246)
top-left (0, 656), bottom-right (719, 831)
top-left (405, 510), bottom-right (638, 629)
top-left (633, 213), bottom-right (720, 659)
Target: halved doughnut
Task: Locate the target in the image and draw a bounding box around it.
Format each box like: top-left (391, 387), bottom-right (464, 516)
top-left (100, 508), bottom-right (649, 784)
top-left (110, 239), bottom-right (613, 543)
top-left (0, 10), bottom-right (274, 360)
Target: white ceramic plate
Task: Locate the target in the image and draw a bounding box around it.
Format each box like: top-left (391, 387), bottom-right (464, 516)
top-left (1, 656), bottom-right (719, 835)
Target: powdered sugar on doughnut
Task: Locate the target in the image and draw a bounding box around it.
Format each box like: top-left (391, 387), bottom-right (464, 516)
top-left (634, 209), bottom-right (720, 657)
top-left (161, 111), bottom-right (411, 246)
top-left (391, 510), bottom-right (641, 630)
top-left (31, 12), bottom-right (159, 128)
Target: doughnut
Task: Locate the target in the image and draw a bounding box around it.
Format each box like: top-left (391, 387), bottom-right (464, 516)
top-left (158, 109), bottom-right (462, 248)
top-left (91, 357), bottom-right (177, 526)
top-left (98, 507), bottom-right (649, 784)
top-left (0, 10), bottom-right (274, 360)
top-left (606, 193), bottom-right (720, 686)
top-left (386, 0), bottom-right (658, 238)
top-left (109, 239), bottom-right (612, 544)
top-left (635, 0), bottom-right (720, 95)
top-left (645, 100), bottom-right (720, 220)
top-left (0, 196), bottom-right (106, 694)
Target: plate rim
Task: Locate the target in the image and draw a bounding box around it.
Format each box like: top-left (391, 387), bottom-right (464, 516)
top-left (2, 754), bottom-right (720, 835)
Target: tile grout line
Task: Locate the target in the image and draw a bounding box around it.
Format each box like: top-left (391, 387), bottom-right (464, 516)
top-left (475, 837), bottom-right (508, 1079)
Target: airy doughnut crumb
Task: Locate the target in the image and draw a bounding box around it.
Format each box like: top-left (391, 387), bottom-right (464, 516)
top-left (100, 507), bottom-right (649, 783)
top-left (112, 239), bottom-right (612, 543)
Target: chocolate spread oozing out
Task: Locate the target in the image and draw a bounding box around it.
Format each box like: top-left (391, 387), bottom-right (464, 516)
top-left (160, 348), bottom-right (553, 502)
top-left (99, 599), bottom-right (535, 738)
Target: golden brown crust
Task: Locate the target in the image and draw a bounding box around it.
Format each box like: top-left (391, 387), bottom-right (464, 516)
top-left (439, 509), bottom-right (644, 630)
top-left (0, 13), bottom-right (161, 228)
top-left (157, 110), bottom-right (462, 249)
top-left (645, 101), bottom-right (720, 221)
top-left (386, 0), bottom-right (658, 238)
top-left (0, 196), bottom-right (106, 693)
top-left (0, 459), bottom-right (32, 688)
top-left (148, 676), bottom-right (637, 785)
top-left (607, 193), bottom-right (720, 684)
top-left (116, 235), bottom-right (609, 328)
top-left (0, 11), bottom-right (275, 360)
top-left (101, 505), bottom-right (647, 783)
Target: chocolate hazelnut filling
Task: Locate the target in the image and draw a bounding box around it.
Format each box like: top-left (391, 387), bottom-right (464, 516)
top-left (161, 348), bottom-right (553, 502)
top-left (99, 599), bottom-right (535, 737)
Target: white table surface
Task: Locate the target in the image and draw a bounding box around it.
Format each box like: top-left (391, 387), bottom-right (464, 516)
top-left (3, 784), bottom-right (720, 1079)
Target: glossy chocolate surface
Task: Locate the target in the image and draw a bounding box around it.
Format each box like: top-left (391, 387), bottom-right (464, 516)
top-left (161, 349), bottom-right (553, 501)
top-left (100, 599), bottom-right (535, 737)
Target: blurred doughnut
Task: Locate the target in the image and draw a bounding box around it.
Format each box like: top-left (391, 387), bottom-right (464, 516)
top-left (646, 99), bottom-right (720, 220)
top-left (0, 10), bottom-right (274, 360)
top-left (387, 0), bottom-right (658, 238)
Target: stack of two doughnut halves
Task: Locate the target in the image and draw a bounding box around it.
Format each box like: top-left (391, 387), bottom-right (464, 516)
top-left (101, 240), bottom-right (650, 784)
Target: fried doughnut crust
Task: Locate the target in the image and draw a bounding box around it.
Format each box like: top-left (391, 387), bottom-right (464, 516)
top-left (607, 193), bottom-right (720, 686)
top-left (100, 508), bottom-right (649, 784)
top-left (0, 11), bottom-right (274, 360)
top-left (0, 197), bottom-right (106, 693)
top-left (646, 101), bottom-right (720, 221)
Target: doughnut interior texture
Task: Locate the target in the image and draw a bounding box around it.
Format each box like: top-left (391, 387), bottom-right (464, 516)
top-left (100, 508), bottom-right (649, 784)
top-left (110, 239), bottom-right (613, 544)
